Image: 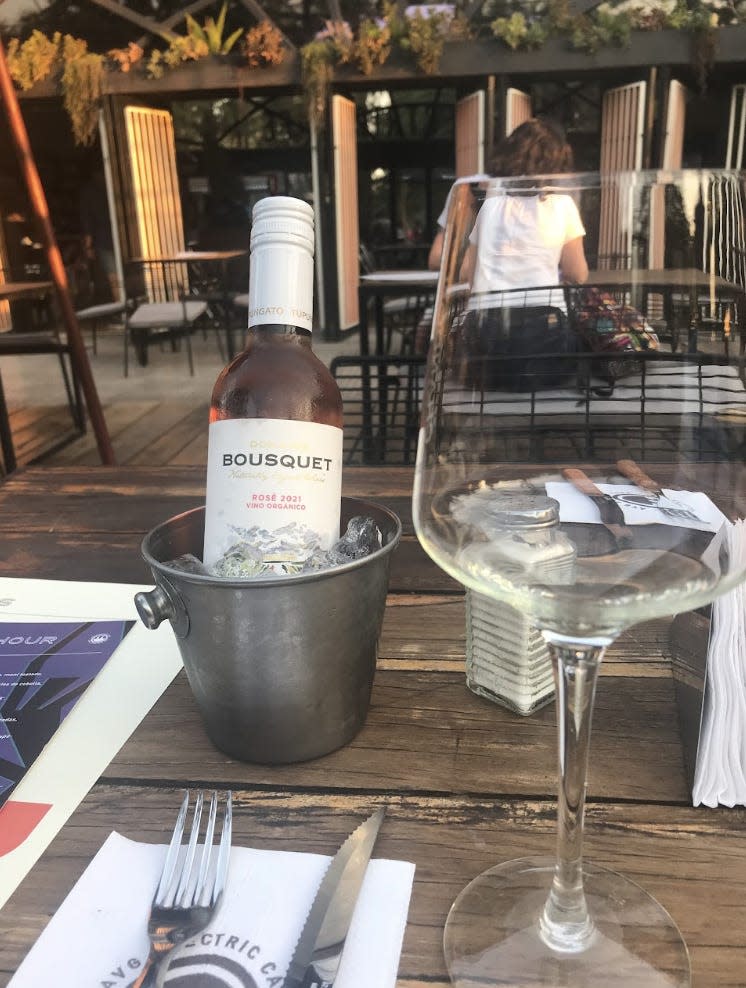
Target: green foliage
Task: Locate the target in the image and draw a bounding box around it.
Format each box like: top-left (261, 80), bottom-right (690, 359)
top-left (6, 29), bottom-right (103, 145)
top-left (300, 38), bottom-right (336, 127)
top-left (184, 3), bottom-right (244, 56)
top-left (354, 18), bottom-right (392, 75)
top-left (569, 8), bottom-right (632, 53)
top-left (403, 9), bottom-right (451, 75)
top-left (60, 35), bottom-right (105, 146)
top-left (491, 0), bottom-right (732, 77)
top-left (490, 13), bottom-right (547, 51)
top-left (243, 21), bottom-right (286, 68)
top-left (6, 30), bottom-right (61, 90)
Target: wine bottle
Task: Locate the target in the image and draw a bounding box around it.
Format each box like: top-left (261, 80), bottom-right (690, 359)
top-left (203, 196), bottom-right (343, 572)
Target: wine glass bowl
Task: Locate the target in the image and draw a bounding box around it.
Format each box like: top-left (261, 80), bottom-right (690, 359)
top-left (413, 168), bottom-right (746, 986)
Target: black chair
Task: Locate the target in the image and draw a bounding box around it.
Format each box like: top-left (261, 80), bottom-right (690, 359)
top-left (0, 304), bottom-right (85, 472)
top-left (331, 354), bottom-right (425, 464)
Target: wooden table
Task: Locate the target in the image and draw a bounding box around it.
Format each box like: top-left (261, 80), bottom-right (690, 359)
top-left (585, 268), bottom-right (745, 354)
top-left (0, 466), bottom-right (744, 987)
top-left (0, 281), bottom-right (54, 302)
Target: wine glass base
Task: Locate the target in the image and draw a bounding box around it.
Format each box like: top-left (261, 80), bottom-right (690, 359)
top-left (444, 856), bottom-right (690, 987)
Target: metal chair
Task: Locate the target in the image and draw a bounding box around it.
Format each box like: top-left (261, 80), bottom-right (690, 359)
top-left (74, 300), bottom-right (128, 354)
top-left (0, 300), bottom-right (85, 470)
top-left (331, 354), bottom-right (425, 464)
top-left (123, 261), bottom-right (209, 376)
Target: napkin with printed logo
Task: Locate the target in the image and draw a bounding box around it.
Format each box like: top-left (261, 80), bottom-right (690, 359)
top-left (9, 830), bottom-right (415, 987)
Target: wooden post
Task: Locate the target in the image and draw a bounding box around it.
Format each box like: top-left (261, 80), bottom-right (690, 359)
top-left (0, 37), bottom-right (115, 465)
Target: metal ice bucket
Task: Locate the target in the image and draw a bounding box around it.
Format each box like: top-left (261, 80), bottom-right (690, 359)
top-left (135, 499), bottom-right (401, 764)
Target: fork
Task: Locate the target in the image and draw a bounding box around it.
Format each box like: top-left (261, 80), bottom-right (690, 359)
top-left (132, 789), bottom-right (233, 988)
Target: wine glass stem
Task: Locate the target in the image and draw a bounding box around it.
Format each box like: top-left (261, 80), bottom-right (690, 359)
top-left (539, 637), bottom-right (607, 954)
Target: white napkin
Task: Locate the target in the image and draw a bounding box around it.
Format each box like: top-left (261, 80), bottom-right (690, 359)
top-left (693, 520), bottom-right (746, 807)
top-left (545, 482), bottom-right (727, 533)
top-left (8, 830), bottom-right (415, 988)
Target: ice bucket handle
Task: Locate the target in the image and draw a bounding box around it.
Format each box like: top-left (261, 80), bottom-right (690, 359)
top-left (135, 577), bottom-right (189, 638)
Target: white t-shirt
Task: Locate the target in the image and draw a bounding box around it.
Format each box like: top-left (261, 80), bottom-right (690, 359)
top-left (468, 192), bottom-right (585, 310)
top-left (436, 174), bottom-right (489, 230)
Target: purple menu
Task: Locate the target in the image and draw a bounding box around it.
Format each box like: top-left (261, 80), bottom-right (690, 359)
top-left (0, 620), bottom-right (135, 808)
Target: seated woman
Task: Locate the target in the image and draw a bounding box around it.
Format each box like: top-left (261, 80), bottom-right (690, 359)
top-left (461, 117), bottom-right (588, 390)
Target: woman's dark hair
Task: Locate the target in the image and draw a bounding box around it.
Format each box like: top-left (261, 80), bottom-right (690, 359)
top-left (490, 116), bottom-right (574, 177)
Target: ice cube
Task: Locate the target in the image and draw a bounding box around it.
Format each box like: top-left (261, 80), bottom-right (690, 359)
top-left (210, 542), bottom-right (265, 578)
top-left (166, 553), bottom-right (211, 575)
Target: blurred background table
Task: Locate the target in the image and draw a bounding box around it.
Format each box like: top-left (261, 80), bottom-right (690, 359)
top-left (0, 465), bottom-right (744, 987)
top-left (358, 270), bottom-right (438, 356)
top-left (584, 267), bottom-right (745, 355)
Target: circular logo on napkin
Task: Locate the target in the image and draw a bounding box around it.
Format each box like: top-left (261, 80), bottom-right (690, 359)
top-left (160, 953), bottom-right (259, 986)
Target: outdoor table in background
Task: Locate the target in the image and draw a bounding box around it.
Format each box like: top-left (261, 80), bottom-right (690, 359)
top-left (585, 267), bottom-right (746, 354)
top-left (0, 280), bottom-right (55, 334)
top-left (358, 270), bottom-right (438, 355)
top-left (0, 465), bottom-right (744, 986)
top-left (131, 250), bottom-right (248, 360)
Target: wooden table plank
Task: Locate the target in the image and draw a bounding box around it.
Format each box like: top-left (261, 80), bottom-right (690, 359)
top-left (102, 668), bottom-right (689, 803)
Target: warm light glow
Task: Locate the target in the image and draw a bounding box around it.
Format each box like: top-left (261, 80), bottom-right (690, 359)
top-left (124, 106), bottom-right (187, 300)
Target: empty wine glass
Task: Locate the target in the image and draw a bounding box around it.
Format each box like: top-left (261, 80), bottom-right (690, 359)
top-left (413, 168), bottom-right (746, 986)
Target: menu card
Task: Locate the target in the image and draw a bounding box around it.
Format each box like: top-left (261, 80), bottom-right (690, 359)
top-left (0, 619), bottom-right (135, 809)
top-left (0, 578), bottom-right (182, 909)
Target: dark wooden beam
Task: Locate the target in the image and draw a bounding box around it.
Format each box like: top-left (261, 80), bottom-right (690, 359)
top-left (135, 0), bottom-right (217, 46)
top-left (87, 0), bottom-right (175, 40)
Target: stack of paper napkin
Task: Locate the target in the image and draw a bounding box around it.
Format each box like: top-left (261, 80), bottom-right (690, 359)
top-left (693, 519), bottom-right (746, 807)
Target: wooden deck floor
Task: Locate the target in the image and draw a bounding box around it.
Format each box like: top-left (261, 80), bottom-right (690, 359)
top-left (2, 326), bottom-right (359, 471)
top-left (7, 398), bottom-right (209, 468)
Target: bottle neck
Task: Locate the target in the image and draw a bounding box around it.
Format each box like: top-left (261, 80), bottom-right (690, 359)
top-left (247, 323), bottom-right (312, 342)
top-left (248, 240), bottom-right (314, 334)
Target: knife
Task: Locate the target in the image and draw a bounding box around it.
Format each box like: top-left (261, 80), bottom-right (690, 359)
top-left (616, 459), bottom-right (664, 495)
top-left (616, 459), bottom-right (701, 523)
top-left (284, 807), bottom-right (385, 988)
top-left (562, 467), bottom-right (633, 547)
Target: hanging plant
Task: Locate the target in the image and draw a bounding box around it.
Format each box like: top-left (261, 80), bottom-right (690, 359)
top-left (60, 35), bottom-right (105, 147)
top-left (401, 8), bottom-right (452, 75)
top-left (6, 30), bottom-right (61, 90)
top-left (569, 8), bottom-right (633, 53)
top-left (107, 42), bottom-right (144, 73)
top-left (300, 37), bottom-right (336, 127)
top-left (243, 20), bottom-right (286, 68)
top-left (490, 13), bottom-right (547, 51)
top-left (353, 18), bottom-right (392, 75)
top-left (322, 18), bottom-right (356, 64)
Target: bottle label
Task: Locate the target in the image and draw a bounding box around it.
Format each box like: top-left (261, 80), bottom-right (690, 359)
top-left (203, 418), bottom-right (343, 572)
